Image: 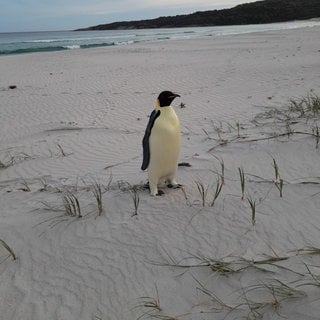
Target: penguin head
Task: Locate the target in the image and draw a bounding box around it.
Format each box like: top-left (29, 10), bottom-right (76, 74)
top-left (157, 91), bottom-right (180, 107)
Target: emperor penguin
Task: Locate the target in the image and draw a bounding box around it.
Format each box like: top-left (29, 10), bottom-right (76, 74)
top-left (141, 91), bottom-right (181, 196)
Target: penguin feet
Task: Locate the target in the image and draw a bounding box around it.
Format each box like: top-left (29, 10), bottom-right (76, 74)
top-left (156, 190), bottom-right (165, 196)
top-left (147, 181), bottom-right (165, 196)
top-left (150, 189), bottom-right (165, 196)
top-left (147, 180), bottom-right (181, 195)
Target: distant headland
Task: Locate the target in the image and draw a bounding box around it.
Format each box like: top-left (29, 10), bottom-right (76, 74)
top-left (75, 0), bottom-right (320, 31)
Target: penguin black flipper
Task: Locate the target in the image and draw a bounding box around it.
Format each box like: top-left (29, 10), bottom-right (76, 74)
top-left (141, 109), bottom-right (161, 170)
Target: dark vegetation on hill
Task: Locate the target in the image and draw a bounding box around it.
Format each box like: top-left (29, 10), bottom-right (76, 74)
top-left (75, 0), bottom-right (320, 31)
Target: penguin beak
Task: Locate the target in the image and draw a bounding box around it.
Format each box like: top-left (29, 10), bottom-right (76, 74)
top-left (170, 93), bottom-right (180, 99)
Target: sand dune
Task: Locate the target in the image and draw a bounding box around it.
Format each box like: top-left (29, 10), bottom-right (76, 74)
top-left (1, 26), bottom-right (320, 320)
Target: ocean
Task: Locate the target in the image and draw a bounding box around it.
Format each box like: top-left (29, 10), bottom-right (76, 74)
top-left (1, 19), bottom-right (320, 56)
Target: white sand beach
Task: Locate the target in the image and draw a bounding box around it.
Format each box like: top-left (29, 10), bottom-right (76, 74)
top-left (1, 25), bottom-right (320, 320)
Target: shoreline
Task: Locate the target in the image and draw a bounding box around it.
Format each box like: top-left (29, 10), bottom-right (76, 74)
top-left (1, 19), bottom-right (320, 56)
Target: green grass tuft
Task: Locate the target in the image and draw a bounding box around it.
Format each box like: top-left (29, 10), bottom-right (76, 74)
top-left (91, 181), bottom-right (103, 216)
top-left (0, 239), bottom-right (16, 261)
top-left (238, 167), bottom-right (245, 200)
top-left (210, 178), bottom-right (223, 207)
top-left (63, 191), bottom-right (82, 218)
top-left (195, 181), bottom-right (208, 207)
top-left (128, 184), bottom-right (140, 216)
top-left (247, 195), bottom-right (257, 227)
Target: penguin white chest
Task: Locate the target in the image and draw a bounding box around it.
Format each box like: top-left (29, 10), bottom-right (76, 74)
top-left (149, 106), bottom-right (180, 179)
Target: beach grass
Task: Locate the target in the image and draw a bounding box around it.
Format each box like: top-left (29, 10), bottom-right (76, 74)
top-left (56, 143), bottom-right (67, 157)
top-left (272, 158), bottom-right (284, 197)
top-left (247, 195), bottom-right (257, 227)
top-left (134, 286), bottom-right (162, 320)
top-left (296, 246), bottom-right (320, 255)
top-left (299, 263), bottom-right (320, 288)
top-left (63, 191), bottom-right (82, 218)
top-left (194, 176), bottom-right (223, 208)
top-left (91, 180), bottom-right (103, 216)
top-left (243, 279), bottom-right (306, 317)
top-left (238, 167), bottom-right (246, 200)
top-left (272, 158), bottom-right (280, 183)
top-left (195, 181), bottom-right (208, 207)
top-left (129, 184), bottom-right (140, 217)
top-left (0, 239), bottom-right (16, 261)
top-left (288, 92), bottom-right (320, 117)
top-left (20, 178), bottom-right (31, 192)
top-left (119, 182), bottom-right (142, 216)
top-left (255, 92), bottom-right (320, 122)
top-left (195, 278), bottom-right (234, 312)
top-left (209, 178), bottom-right (223, 207)
top-left (211, 155), bottom-right (225, 185)
top-left (134, 286), bottom-right (183, 320)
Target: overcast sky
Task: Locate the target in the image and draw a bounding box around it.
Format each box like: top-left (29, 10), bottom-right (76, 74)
top-left (1, 0), bottom-right (258, 33)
